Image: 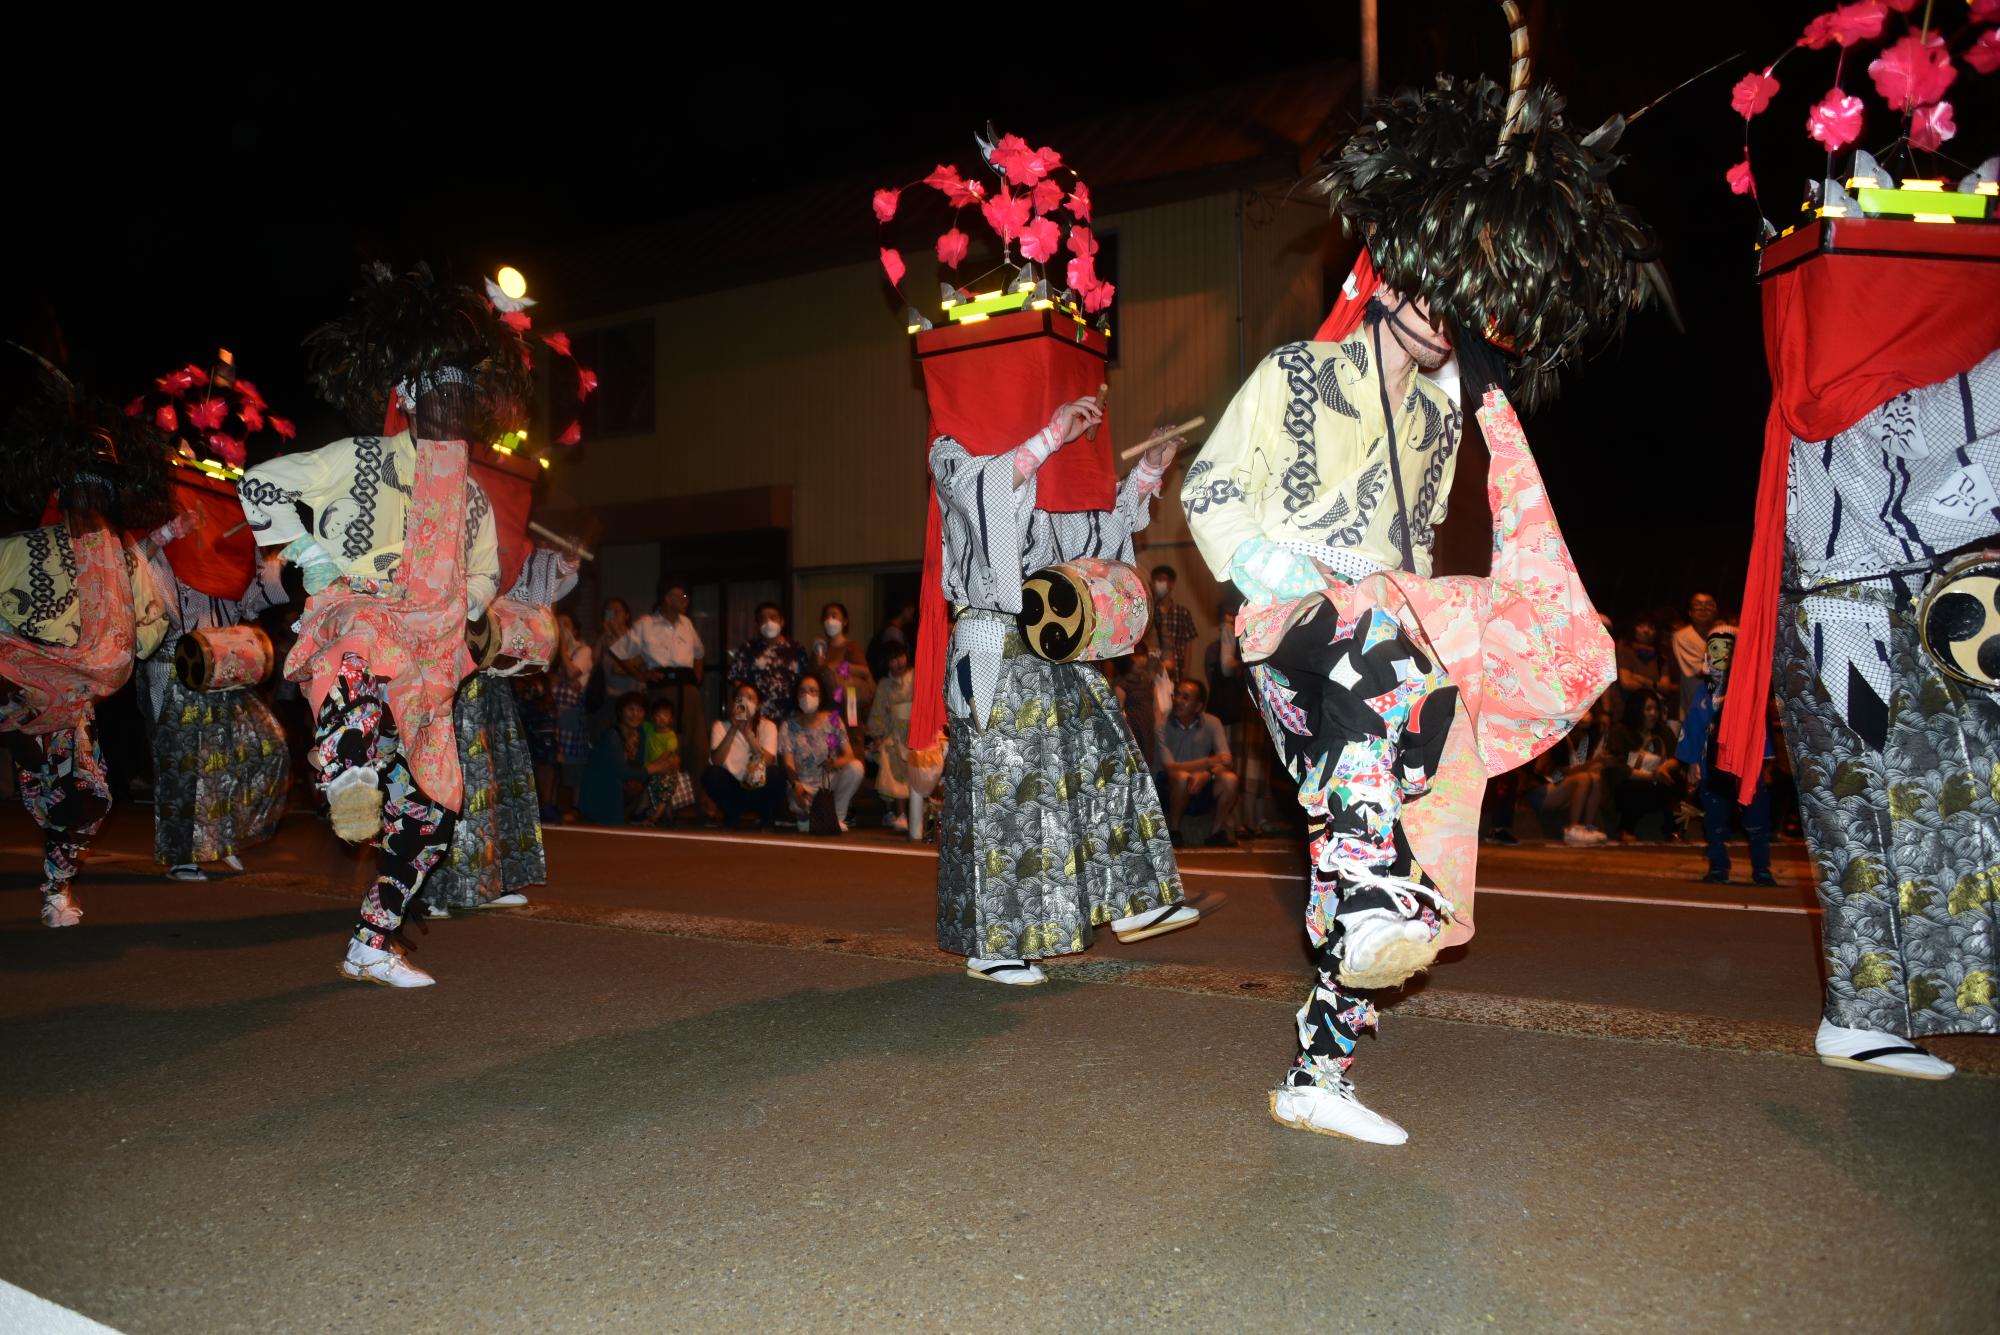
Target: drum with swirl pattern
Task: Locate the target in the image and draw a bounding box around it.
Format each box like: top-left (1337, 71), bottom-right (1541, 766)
top-left (1919, 550), bottom-right (2000, 691)
top-left (1017, 558), bottom-right (1150, 663)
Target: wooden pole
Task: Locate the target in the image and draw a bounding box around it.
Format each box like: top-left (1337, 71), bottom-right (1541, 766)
top-left (1361, 0), bottom-right (1380, 102)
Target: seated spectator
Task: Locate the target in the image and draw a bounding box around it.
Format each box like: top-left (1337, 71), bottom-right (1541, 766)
top-left (1614, 616), bottom-right (1677, 721)
top-left (810, 600), bottom-right (875, 740)
top-left (866, 641), bottom-right (917, 832)
top-left (1607, 690), bottom-right (1682, 842)
top-left (867, 603), bottom-right (916, 683)
top-left (637, 699), bottom-right (695, 826)
top-left (1527, 695), bottom-right (1611, 845)
top-left (1158, 679), bottom-right (1240, 848)
top-left (703, 682), bottom-right (783, 830)
top-left (578, 692), bottom-right (651, 827)
top-left (729, 601), bottom-right (804, 723)
top-left (782, 671), bottom-right (864, 833)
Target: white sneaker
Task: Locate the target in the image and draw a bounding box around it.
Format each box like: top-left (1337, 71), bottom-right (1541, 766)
top-left (966, 957), bottom-right (1047, 986)
top-left (40, 888), bottom-right (82, 929)
top-left (795, 819), bottom-right (810, 834)
top-left (338, 939), bottom-right (436, 988)
top-left (1815, 1018), bottom-right (1955, 1080)
top-left (1335, 910), bottom-right (1439, 990)
top-left (1269, 1081), bottom-right (1408, 1146)
top-left (222, 854), bottom-right (244, 871)
top-left (1563, 825), bottom-right (1607, 846)
top-left (425, 903), bottom-right (452, 920)
top-left (890, 812), bottom-right (909, 833)
top-left (165, 864), bottom-right (208, 881)
top-left (481, 893), bottom-right (529, 909)
top-left (1110, 904), bottom-right (1200, 943)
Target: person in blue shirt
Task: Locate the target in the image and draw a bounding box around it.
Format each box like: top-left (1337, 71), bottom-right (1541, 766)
top-left (1677, 630), bottom-right (1775, 886)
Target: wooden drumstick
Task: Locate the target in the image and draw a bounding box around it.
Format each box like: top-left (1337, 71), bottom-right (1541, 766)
top-left (1118, 416), bottom-right (1207, 462)
top-left (1085, 381), bottom-right (1108, 441)
top-left (530, 520), bottom-right (596, 562)
top-left (221, 520), bottom-right (249, 538)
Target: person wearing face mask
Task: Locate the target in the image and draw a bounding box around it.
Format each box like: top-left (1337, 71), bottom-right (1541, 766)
top-left (1148, 565), bottom-right (1197, 684)
top-left (704, 681), bottom-right (784, 829)
top-left (809, 600), bottom-right (874, 743)
top-left (780, 669), bottom-right (864, 833)
top-left (727, 601), bottom-right (805, 724)
top-left (865, 643), bottom-right (917, 831)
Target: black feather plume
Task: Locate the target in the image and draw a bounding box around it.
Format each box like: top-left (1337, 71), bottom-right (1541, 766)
top-left (1, 344), bottom-right (174, 533)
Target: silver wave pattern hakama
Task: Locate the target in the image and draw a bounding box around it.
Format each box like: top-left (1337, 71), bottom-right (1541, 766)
top-left (937, 617), bottom-right (1181, 959)
top-left (428, 672), bottom-right (546, 909)
top-left (151, 677), bottom-right (289, 866)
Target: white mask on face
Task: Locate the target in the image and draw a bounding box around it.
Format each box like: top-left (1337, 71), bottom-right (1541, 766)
top-left (823, 618), bottom-right (844, 639)
top-left (760, 621), bottom-right (781, 640)
top-left (797, 693), bottom-right (820, 712)
top-left (1153, 581), bottom-right (1171, 599)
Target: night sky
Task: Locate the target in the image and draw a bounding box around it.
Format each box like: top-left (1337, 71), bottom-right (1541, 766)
top-left (13, 4), bottom-right (1992, 628)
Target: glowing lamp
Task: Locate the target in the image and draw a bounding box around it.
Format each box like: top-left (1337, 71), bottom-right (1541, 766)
top-left (496, 266), bottom-right (529, 301)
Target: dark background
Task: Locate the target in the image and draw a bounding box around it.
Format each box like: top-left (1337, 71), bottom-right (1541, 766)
top-left (11, 3), bottom-right (1994, 629)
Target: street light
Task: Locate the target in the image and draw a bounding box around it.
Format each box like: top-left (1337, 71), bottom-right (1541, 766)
top-left (496, 266), bottom-right (529, 302)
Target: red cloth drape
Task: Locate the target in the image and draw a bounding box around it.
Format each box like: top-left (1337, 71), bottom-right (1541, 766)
top-left (471, 461), bottom-right (534, 593)
top-left (909, 316), bottom-right (1113, 750)
top-left (164, 472), bottom-right (257, 599)
top-left (1313, 248), bottom-right (1379, 343)
top-left (1717, 251), bottom-right (2000, 802)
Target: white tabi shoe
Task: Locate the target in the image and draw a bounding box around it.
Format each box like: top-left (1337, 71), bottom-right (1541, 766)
top-left (1269, 1081), bottom-right (1409, 1146)
top-left (424, 903), bottom-right (451, 920)
top-left (1110, 904), bottom-right (1200, 943)
top-left (339, 939), bottom-right (436, 988)
top-left (222, 854), bottom-right (244, 872)
top-left (481, 893), bottom-right (529, 909)
top-left (40, 888), bottom-right (83, 929)
top-left (165, 864), bottom-right (208, 881)
top-left (966, 957), bottom-right (1047, 986)
top-left (1815, 1019), bottom-right (1955, 1080)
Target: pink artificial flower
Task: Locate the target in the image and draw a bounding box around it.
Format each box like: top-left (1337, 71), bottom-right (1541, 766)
top-left (1869, 31), bottom-right (1956, 109)
top-left (1969, 28), bottom-right (2000, 75)
top-left (208, 432), bottom-right (244, 466)
top-left (1067, 181), bottom-right (1092, 221)
top-left (500, 309), bottom-right (532, 332)
top-left (1019, 217), bottom-right (1062, 263)
top-left (990, 133), bottom-right (1045, 186)
top-left (1068, 225), bottom-right (1098, 258)
top-left (541, 330), bottom-right (573, 358)
top-left (979, 190), bottom-right (1032, 243)
top-left (1807, 89), bottom-right (1866, 148)
top-left (123, 396), bottom-right (143, 417)
top-left (1726, 157), bottom-right (1757, 195)
top-left (186, 397), bottom-right (229, 431)
top-left (1910, 100), bottom-right (1957, 150)
top-left (872, 188), bottom-right (900, 224)
top-left (1800, 13), bottom-right (1836, 48)
top-left (1731, 69), bottom-right (1781, 117)
top-left (923, 163), bottom-right (984, 207)
top-left (269, 417), bottom-right (296, 441)
top-left (1083, 281), bottom-right (1115, 314)
top-left (154, 403), bottom-right (178, 433)
top-left (575, 366), bottom-right (598, 400)
top-left (239, 400), bottom-right (264, 432)
top-left (156, 366), bottom-right (195, 396)
top-left (1972, 0), bottom-right (1999, 21)
top-left (879, 247), bottom-right (906, 288)
top-left (232, 375), bottom-right (260, 405)
top-left (935, 228), bottom-right (970, 268)
top-left (1066, 253), bottom-right (1099, 293)
top-left (557, 421), bottom-right (583, 447)
top-left (1827, 0), bottom-right (1887, 46)
top-left (1031, 178), bottom-right (1065, 214)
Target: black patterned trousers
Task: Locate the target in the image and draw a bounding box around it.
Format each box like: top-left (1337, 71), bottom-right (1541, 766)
top-left (6, 720), bottom-right (112, 896)
top-left (311, 657), bottom-right (457, 950)
top-left (1248, 602), bottom-right (1458, 1088)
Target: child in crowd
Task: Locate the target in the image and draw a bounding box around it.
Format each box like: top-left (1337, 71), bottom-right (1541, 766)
top-left (638, 699), bottom-right (695, 825)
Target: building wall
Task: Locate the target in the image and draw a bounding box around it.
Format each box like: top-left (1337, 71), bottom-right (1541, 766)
top-left (549, 183), bottom-right (1334, 684)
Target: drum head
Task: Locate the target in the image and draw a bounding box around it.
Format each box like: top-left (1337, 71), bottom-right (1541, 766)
top-left (1920, 552), bottom-right (2000, 690)
top-left (1019, 566), bottom-right (1092, 662)
top-left (172, 634), bottom-right (206, 692)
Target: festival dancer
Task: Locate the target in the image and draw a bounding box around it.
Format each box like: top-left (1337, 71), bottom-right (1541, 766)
top-left (236, 263), bottom-right (517, 987)
top-left (127, 357), bottom-right (295, 880)
top-left (1186, 10), bottom-right (1654, 1143)
top-left (1, 346), bottom-right (174, 927)
top-left (873, 129), bottom-right (1197, 986)
top-left (427, 543), bottom-right (578, 913)
top-left (1714, 8), bottom-right (1999, 1078)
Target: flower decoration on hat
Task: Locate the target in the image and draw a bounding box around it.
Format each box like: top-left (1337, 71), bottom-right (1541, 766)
top-left (1726, 0), bottom-right (1995, 230)
top-left (125, 352), bottom-right (294, 474)
top-left (871, 126), bottom-right (1112, 332)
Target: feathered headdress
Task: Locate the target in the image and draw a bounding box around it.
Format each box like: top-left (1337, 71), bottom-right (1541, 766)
top-left (2, 342), bottom-right (173, 532)
top-left (305, 262), bottom-right (536, 439)
top-left (1308, 3), bottom-right (1658, 410)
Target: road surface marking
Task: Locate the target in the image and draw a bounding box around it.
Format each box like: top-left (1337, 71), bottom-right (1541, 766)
top-left (543, 826), bottom-right (1817, 914)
